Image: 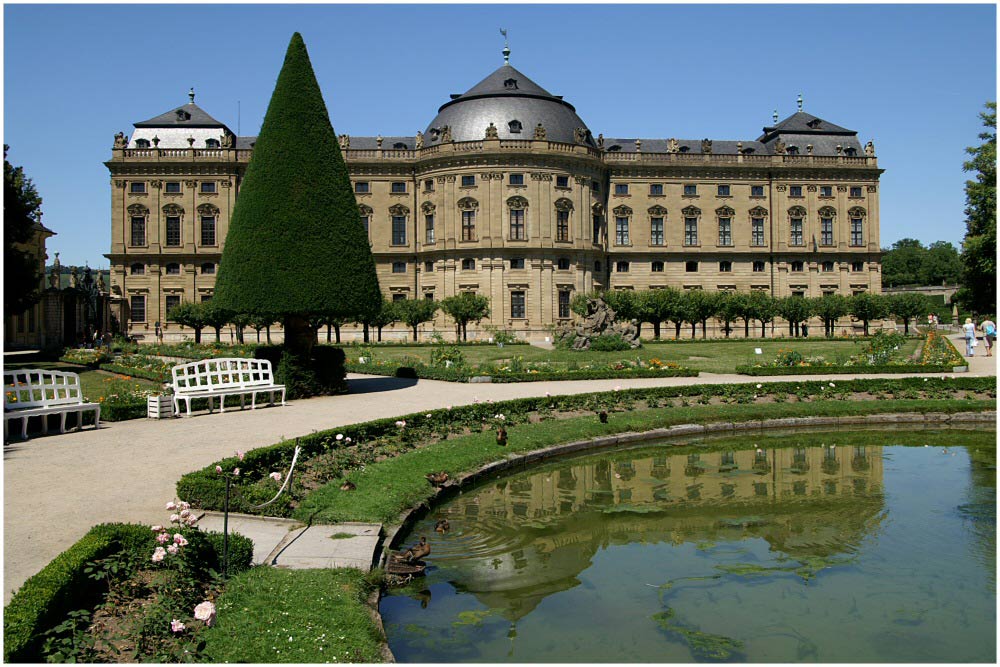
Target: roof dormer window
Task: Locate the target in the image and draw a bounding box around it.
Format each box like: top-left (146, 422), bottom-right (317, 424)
top-left (503, 78), bottom-right (518, 90)
top-left (678, 145), bottom-right (690, 153)
top-left (175, 109), bottom-right (191, 121)
top-left (607, 144), bottom-right (622, 152)
top-left (393, 142), bottom-right (408, 149)
top-left (429, 128), bottom-right (440, 140)
top-left (508, 120), bottom-right (522, 133)
top-left (786, 145), bottom-right (799, 155)
top-left (135, 139), bottom-right (150, 149)
top-left (205, 138), bottom-right (220, 148)
top-left (741, 147), bottom-right (755, 154)
top-left (806, 118), bottom-right (822, 129)
top-left (844, 147), bottom-right (857, 157)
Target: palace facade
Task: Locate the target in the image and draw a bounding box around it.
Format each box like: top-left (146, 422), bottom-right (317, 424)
top-left (106, 51), bottom-right (882, 341)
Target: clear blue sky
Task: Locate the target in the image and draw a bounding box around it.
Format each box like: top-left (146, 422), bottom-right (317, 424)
top-left (4, 3), bottom-right (996, 268)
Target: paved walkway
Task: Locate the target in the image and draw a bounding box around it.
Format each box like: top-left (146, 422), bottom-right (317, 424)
top-left (4, 335), bottom-right (995, 602)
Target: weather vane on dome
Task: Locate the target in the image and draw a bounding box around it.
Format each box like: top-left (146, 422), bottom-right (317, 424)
top-left (500, 28), bottom-right (510, 64)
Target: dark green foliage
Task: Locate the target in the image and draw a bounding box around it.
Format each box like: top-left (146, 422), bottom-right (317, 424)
top-left (4, 145), bottom-right (44, 316)
top-left (888, 293), bottom-right (933, 334)
top-left (849, 292), bottom-right (888, 336)
top-left (735, 363), bottom-right (959, 375)
top-left (588, 333), bottom-right (633, 351)
top-left (748, 290), bottom-right (778, 337)
top-left (957, 102), bottom-right (997, 314)
top-left (254, 344), bottom-right (346, 399)
top-left (813, 293), bottom-right (851, 336)
top-left (777, 296), bottom-right (813, 337)
top-left (439, 293), bottom-right (490, 341)
top-left (214, 34), bottom-right (381, 335)
top-left (167, 301), bottom-right (208, 344)
top-left (882, 239), bottom-right (963, 288)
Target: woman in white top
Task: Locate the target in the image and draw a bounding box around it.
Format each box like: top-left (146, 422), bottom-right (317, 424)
top-left (962, 317), bottom-right (977, 357)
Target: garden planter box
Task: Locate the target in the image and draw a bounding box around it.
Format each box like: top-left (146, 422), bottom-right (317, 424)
top-left (147, 395), bottom-right (174, 419)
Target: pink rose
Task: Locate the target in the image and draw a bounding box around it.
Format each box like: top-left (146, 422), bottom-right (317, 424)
top-left (170, 514), bottom-right (180, 523)
top-left (174, 533), bottom-right (188, 546)
top-left (345, 437), bottom-right (352, 443)
top-left (152, 547), bottom-right (167, 562)
top-left (151, 525), bottom-right (163, 532)
top-left (270, 472), bottom-right (282, 482)
top-left (167, 544), bottom-right (179, 555)
top-left (179, 501), bottom-right (191, 510)
top-left (232, 468), bottom-right (240, 476)
top-left (171, 619), bottom-right (186, 633)
top-left (236, 450), bottom-right (245, 462)
top-left (185, 515), bottom-right (199, 527)
top-left (180, 509), bottom-right (191, 519)
top-left (215, 466), bottom-right (223, 474)
top-left (336, 434), bottom-right (344, 441)
top-left (194, 601), bottom-right (216, 626)
top-left (165, 501), bottom-right (177, 511)
top-left (157, 532), bottom-right (170, 544)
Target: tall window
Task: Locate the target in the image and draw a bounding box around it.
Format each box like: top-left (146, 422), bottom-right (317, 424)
top-left (558, 291), bottom-right (571, 318)
top-left (511, 291), bottom-right (526, 318)
top-left (130, 295), bottom-right (146, 323)
top-left (684, 217), bottom-right (698, 245)
top-left (509, 209), bottom-right (526, 240)
top-left (165, 216), bottom-right (181, 247)
top-left (820, 217), bottom-right (833, 245)
top-left (425, 214), bottom-right (435, 243)
top-left (391, 215), bottom-right (407, 245)
top-left (462, 210), bottom-right (476, 241)
top-left (130, 216), bottom-right (146, 246)
top-left (361, 214), bottom-right (370, 237)
top-left (650, 217), bottom-right (664, 245)
top-left (556, 210), bottom-right (570, 242)
top-left (751, 217), bottom-right (765, 246)
top-left (790, 218), bottom-right (804, 245)
top-left (615, 217), bottom-right (630, 245)
top-left (201, 215), bottom-right (216, 246)
top-left (592, 214), bottom-right (602, 242)
top-left (165, 295), bottom-right (181, 316)
top-left (718, 217), bottom-right (732, 246)
top-left (850, 218), bottom-right (864, 246)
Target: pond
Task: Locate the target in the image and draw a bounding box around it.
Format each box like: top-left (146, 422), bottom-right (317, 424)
top-left (381, 426), bottom-right (996, 662)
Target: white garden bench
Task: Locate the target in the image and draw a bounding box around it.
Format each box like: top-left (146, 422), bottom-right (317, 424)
top-left (171, 358), bottom-right (286, 417)
top-left (4, 370), bottom-right (101, 440)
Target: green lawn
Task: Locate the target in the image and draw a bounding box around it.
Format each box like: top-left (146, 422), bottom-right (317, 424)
top-left (340, 338), bottom-right (921, 375)
top-left (3, 360), bottom-right (160, 402)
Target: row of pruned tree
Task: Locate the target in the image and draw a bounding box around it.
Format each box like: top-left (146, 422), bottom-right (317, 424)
top-left (167, 292), bottom-right (492, 344)
top-left (574, 289), bottom-right (937, 338)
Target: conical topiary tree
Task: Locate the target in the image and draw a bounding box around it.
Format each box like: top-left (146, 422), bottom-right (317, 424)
top-left (214, 33), bottom-right (380, 356)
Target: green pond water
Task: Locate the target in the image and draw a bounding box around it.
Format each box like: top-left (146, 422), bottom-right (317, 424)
top-left (381, 426), bottom-right (996, 662)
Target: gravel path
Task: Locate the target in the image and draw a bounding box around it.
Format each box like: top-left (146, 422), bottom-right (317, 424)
top-left (4, 334), bottom-right (994, 602)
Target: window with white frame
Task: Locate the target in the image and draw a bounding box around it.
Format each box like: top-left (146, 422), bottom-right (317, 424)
top-left (391, 215), bottom-right (407, 245)
top-left (718, 217), bottom-right (732, 246)
top-left (650, 217), bottom-right (664, 245)
top-left (684, 217), bottom-right (698, 246)
top-left (509, 208), bottom-right (526, 240)
top-left (790, 217), bottom-right (804, 246)
top-left (425, 214), bottom-right (435, 243)
top-left (615, 216), bottom-right (630, 245)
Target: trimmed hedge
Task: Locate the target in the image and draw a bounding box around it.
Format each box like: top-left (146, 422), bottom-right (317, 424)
top-left (338, 339), bottom-right (528, 347)
top-left (3, 524), bottom-right (252, 663)
top-left (175, 376), bottom-right (996, 517)
top-left (344, 362), bottom-right (698, 383)
top-left (735, 363), bottom-right (961, 376)
top-left (254, 345), bottom-right (347, 399)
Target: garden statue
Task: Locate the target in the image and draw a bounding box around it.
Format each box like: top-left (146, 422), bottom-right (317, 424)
top-left (556, 297), bottom-right (641, 350)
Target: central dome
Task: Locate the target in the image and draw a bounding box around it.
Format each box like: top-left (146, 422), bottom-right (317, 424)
top-left (424, 64), bottom-right (594, 147)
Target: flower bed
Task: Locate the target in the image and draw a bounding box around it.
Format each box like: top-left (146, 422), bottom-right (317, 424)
top-left (3, 519), bottom-right (253, 663)
top-left (175, 376), bottom-right (995, 519)
top-left (736, 331), bottom-right (961, 375)
top-left (100, 355), bottom-right (175, 383)
top-left (86, 375), bottom-right (159, 422)
top-left (58, 349), bottom-right (112, 367)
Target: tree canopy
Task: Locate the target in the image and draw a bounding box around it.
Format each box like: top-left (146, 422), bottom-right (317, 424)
top-left (957, 102), bottom-right (996, 314)
top-left (213, 33), bottom-right (381, 353)
top-left (4, 145), bottom-right (44, 315)
top-left (881, 238), bottom-right (962, 287)
top-left (440, 293), bottom-right (490, 341)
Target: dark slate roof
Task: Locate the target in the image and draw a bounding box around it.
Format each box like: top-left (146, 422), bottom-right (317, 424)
top-left (236, 136), bottom-right (257, 149)
top-left (756, 111), bottom-right (862, 156)
top-left (424, 63), bottom-right (594, 146)
top-left (135, 102), bottom-right (231, 130)
top-left (760, 111), bottom-right (855, 136)
top-left (762, 134), bottom-right (865, 156)
top-left (601, 139), bottom-right (768, 155)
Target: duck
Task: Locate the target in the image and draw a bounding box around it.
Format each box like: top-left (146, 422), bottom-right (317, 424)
top-left (434, 519), bottom-right (450, 533)
top-left (599, 410), bottom-right (609, 424)
top-left (426, 471), bottom-right (449, 486)
top-left (403, 536), bottom-right (431, 562)
top-left (340, 480), bottom-right (356, 491)
top-left (497, 426), bottom-right (508, 446)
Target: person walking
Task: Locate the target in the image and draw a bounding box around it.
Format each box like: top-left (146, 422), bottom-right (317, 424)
top-left (962, 317), bottom-right (977, 357)
top-left (980, 317), bottom-right (996, 357)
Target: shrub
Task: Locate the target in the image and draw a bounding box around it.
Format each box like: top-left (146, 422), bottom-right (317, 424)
top-left (588, 333), bottom-right (632, 352)
top-left (253, 345), bottom-right (346, 399)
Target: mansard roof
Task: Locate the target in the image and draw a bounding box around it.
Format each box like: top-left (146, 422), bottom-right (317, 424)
top-left (135, 102), bottom-right (230, 130)
top-left (758, 111), bottom-right (856, 140)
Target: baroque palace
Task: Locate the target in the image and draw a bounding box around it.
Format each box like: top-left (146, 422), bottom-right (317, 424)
top-left (106, 48), bottom-right (882, 341)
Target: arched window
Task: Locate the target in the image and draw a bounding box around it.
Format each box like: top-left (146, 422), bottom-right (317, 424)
top-left (205, 138), bottom-right (220, 149)
top-left (165, 263), bottom-right (181, 275)
top-left (127, 204), bottom-right (148, 246)
top-left (507, 196), bottom-right (528, 240)
top-left (198, 204), bottom-right (219, 246)
top-left (508, 120), bottom-right (522, 133)
top-left (457, 197), bottom-right (478, 242)
top-left (393, 142), bottom-right (408, 150)
top-left (786, 145), bottom-right (799, 155)
top-left (130, 263), bottom-right (145, 275)
top-left (613, 205), bottom-right (632, 245)
top-left (554, 198), bottom-right (573, 242)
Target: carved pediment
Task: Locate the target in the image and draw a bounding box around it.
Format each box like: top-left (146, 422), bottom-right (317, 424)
top-left (848, 206), bottom-right (867, 218)
top-left (421, 201), bottom-right (436, 214)
top-left (506, 196), bottom-right (529, 210)
top-left (818, 206), bottom-right (837, 217)
top-left (554, 198), bottom-right (574, 212)
top-left (358, 204), bottom-right (373, 216)
top-left (196, 203), bottom-right (219, 215)
top-left (162, 204), bottom-right (184, 216)
top-left (388, 204), bottom-right (410, 216)
top-left (787, 205), bottom-right (807, 217)
top-left (681, 205), bottom-right (701, 216)
top-left (457, 197), bottom-right (479, 211)
top-left (715, 206), bottom-right (735, 217)
top-left (612, 205), bottom-right (632, 217)
top-left (592, 203), bottom-right (604, 214)
top-left (126, 204), bottom-right (148, 216)
top-left (748, 206), bottom-right (769, 217)
top-left (647, 205), bottom-right (668, 216)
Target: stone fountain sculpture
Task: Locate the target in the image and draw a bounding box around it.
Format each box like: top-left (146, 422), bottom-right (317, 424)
top-left (556, 297), bottom-right (641, 350)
